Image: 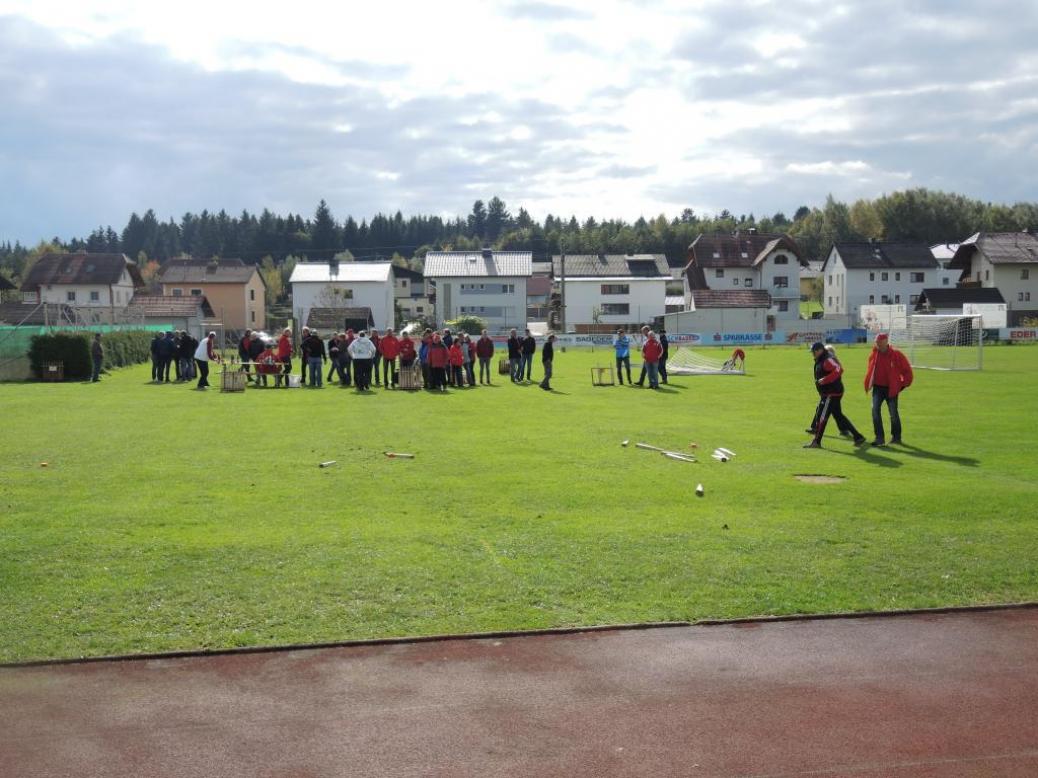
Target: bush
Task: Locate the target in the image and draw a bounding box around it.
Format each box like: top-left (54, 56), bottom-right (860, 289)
top-left (28, 329), bottom-right (156, 379)
top-left (28, 333), bottom-right (91, 379)
top-left (444, 315), bottom-right (487, 336)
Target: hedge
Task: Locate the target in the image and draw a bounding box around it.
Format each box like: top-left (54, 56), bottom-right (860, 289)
top-left (28, 330), bottom-right (155, 380)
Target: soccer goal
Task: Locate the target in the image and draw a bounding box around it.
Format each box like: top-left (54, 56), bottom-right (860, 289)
top-left (889, 314), bottom-right (983, 371)
top-left (667, 347), bottom-right (746, 376)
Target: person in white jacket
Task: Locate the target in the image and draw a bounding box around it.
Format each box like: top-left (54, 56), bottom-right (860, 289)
top-left (347, 331), bottom-right (377, 391)
top-left (193, 331), bottom-right (222, 390)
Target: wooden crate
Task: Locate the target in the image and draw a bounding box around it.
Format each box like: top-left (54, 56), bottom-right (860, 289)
top-left (220, 369), bottom-right (247, 392)
top-left (591, 366), bottom-right (615, 386)
top-left (399, 363), bottom-right (423, 390)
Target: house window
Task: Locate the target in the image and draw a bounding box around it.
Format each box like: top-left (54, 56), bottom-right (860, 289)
top-left (1027, 292), bottom-right (1032, 302)
top-left (250, 289), bottom-right (255, 301)
top-left (985, 269), bottom-right (990, 281)
top-left (910, 294), bottom-right (919, 304)
top-left (744, 279), bottom-right (752, 288)
top-left (190, 289), bottom-right (202, 296)
top-left (894, 294), bottom-right (901, 303)
top-left (911, 272), bottom-right (924, 283)
top-left (600, 303), bottom-right (630, 315)
top-left (715, 269), bottom-right (724, 278)
top-left (828, 275), bottom-right (832, 284)
top-left (881, 272), bottom-right (888, 281)
top-left (172, 288), bottom-right (183, 297)
top-left (777, 300), bottom-right (789, 312)
top-left (1019, 292), bottom-right (1025, 301)
top-left (881, 295), bottom-right (891, 304)
top-left (828, 296), bottom-right (832, 306)
top-left (732, 278), bottom-right (739, 287)
top-left (600, 284), bottom-right (630, 295)
top-left (773, 276), bottom-right (788, 288)
top-left (895, 272), bottom-right (901, 281)
top-left (869, 295), bottom-right (875, 304)
top-left (250, 311), bottom-right (255, 323)
top-left (1022, 269), bottom-right (1030, 280)
top-left (402, 279), bottom-right (408, 288)
top-left (416, 306), bottom-right (424, 313)
top-left (774, 255), bottom-right (788, 265)
top-left (942, 277), bottom-right (950, 286)
top-left (869, 272), bottom-right (875, 281)
top-left (67, 291), bottom-right (76, 302)
top-left (90, 291), bottom-right (100, 302)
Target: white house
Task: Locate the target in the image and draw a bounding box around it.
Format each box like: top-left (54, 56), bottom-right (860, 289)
top-left (391, 264), bottom-right (434, 322)
top-left (424, 250), bottom-right (532, 331)
top-left (930, 244), bottom-right (965, 288)
top-left (822, 241), bottom-right (939, 322)
top-left (683, 231), bottom-right (806, 327)
top-left (552, 253), bottom-right (669, 331)
top-left (661, 289), bottom-right (772, 334)
top-left (20, 252), bottom-right (143, 309)
top-left (289, 260), bottom-right (395, 331)
top-left (948, 232), bottom-right (1038, 325)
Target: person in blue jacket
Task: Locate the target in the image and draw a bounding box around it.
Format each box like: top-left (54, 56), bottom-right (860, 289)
top-left (613, 328), bottom-right (632, 384)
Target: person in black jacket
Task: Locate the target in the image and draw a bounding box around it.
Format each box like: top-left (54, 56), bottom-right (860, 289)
top-left (298, 326), bottom-right (310, 385)
top-left (303, 329), bottom-right (326, 388)
top-left (507, 328), bottom-right (522, 383)
top-left (658, 327), bottom-right (669, 385)
top-left (805, 342), bottom-right (866, 449)
top-left (157, 331), bottom-right (177, 382)
top-left (246, 332), bottom-right (264, 381)
top-left (178, 331), bottom-right (197, 380)
top-left (238, 329), bottom-right (253, 381)
top-left (150, 333), bottom-right (163, 382)
top-left (539, 333), bottom-right (555, 390)
top-left (521, 329), bottom-right (536, 382)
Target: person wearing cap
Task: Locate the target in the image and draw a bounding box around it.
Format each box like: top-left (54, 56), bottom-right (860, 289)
top-left (807, 345), bottom-right (852, 438)
top-left (864, 332), bottom-right (913, 446)
top-left (805, 341), bottom-right (866, 449)
top-left (539, 333), bottom-right (556, 390)
top-left (613, 328), bottom-right (632, 384)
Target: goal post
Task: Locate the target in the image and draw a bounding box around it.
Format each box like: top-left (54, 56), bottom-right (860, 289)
top-left (890, 314), bottom-right (983, 371)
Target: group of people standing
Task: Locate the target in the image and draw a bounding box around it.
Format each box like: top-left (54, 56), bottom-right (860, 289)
top-left (613, 326), bottom-right (669, 389)
top-left (150, 330), bottom-right (201, 384)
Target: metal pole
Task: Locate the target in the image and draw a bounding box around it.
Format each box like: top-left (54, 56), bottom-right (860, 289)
top-left (560, 251), bottom-right (566, 333)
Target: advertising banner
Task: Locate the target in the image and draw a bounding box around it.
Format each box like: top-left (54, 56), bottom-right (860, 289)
top-left (1000, 328), bottom-right (1038, 342)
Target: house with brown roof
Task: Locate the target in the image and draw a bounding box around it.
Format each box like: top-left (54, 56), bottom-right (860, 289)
top-left (158, 258), bottom-right (265, 331)
top-left (683, 231), bottom-right (806, 327)
top-left (948, 232), bottom-right (1038, 325)
top-left (20, 252), bottom-right (144, 309)
top-left (125, 295), bottom-right (215, 334)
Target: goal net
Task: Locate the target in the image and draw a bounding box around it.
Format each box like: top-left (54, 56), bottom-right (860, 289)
top-left (889, 314), bottom-right (983, 371)
top-left (667, 347), bottom-right (746, 376)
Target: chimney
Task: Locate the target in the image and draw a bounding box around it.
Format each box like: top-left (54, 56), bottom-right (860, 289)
top-left (329, 257), bottom-right (339, 276)
top-left (481, 247), bottom-right (493, 260)
top-left (598, 253), bottom-right (607, 261)
top-left (747, 227), bottom-right (757, 235)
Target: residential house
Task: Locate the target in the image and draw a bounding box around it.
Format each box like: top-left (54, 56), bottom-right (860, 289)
top-left (683, 231), bottom-right (806, 327)
top-left (930, 244), bottom-right (966, 288)
top-left (0, 274), bottom-right (16, 301)
top-left (822, 241), bottom-right (939, 321)
top-left (391, 265), bottom-right (433, 322)
top-left (914, 288), bottom-right (1007, 326)
top-left (20, 252), bottom-right (144, 311)
top-left (553, 253), bottom-right (669, 332)
top-left (289, 260), bottom-right (394, 331)
top-left (527, 275), bottom-right (553, 323)
top-left (125, 295), bottom-right (215, 335)
top-left (661, 289), bottom-right (773, 335)
top-left (159, 258), bottom-right (265, 331)
top-left (424, 250), bottom-right (532, 331)
top-left (948, 232), bottom-right (1038, 325)
top-left (306, 306), bottom-right (376, 334)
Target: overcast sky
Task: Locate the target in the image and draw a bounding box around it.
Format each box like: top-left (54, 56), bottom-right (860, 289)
top-left (1, 0), bottom-right (1036, 244)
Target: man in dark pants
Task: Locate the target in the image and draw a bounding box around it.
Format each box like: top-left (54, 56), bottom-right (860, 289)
top-left (864, 332), bottom-right (913, 446)
top-left (150, 333), bottom-right (162, 382)
top-left (805, 341), bottom-right (866, 449)
top-left (658, 327), bottom-right (669, 384)
top-left (539, 333), bottom-right (555, 390)
top-left (238, 329), bottom-right (253, 382)
top-left (507, 329), bottom-right (522, 383)
top-left (90, 333), bottom-right (103, 382)
top-left (521, 328), bottom-right (536, 382)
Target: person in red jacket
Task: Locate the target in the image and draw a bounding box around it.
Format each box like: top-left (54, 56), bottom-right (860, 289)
top-left (641, 330), bottom-right (663, 389)
top-left (805, 342), bottom-right (866, 449)
top-left (864, 332), bottom-right (913, 446)
top-left (447, 340), bottom-right (465, 387)
top-left (379, 328), bottom-right (400, 388)
top-left (475, 329), bottom-right (495, 384)
top-left (276, 328), bottom-right (293, 388)
top-left (426, 332), bottom-right (449, 391)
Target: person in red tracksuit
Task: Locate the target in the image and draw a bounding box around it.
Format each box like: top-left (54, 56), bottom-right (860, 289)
top-left (426, 332), bottom-right (449, 391)
top-left (805, 341), bottom-right (866, 449)
top-left (379, 329), bottom-right (400, 388)
top-left (276, 328), bottom-right (293, 388)
top-left (448, 340), bottom-right (465, 387)
top-left (864, 332), bottom-right (913, 446)
top-left (641, 330), bottom-right (663, 389)
top-left (476, 329), bottom-right (495, 384)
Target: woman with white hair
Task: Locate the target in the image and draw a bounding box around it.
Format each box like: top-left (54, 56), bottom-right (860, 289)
top-left (193, 331), bottom-right (222, 390)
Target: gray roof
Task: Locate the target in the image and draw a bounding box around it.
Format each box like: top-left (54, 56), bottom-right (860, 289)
top-left (551, 254), bottom-right (669, 278)
top-left (21, 253), bottom-right (143, 290)
top-left (950, 232), bottom-right (1038, 268)
top-left (158, 258), bottom-right (260, 284)
top-left (687, 233), bottom-right (805, 269)
top-left (424, 251), bottom-right (532, 278)
top-left (915, 287), bottom-right (1006, 310)
top-left (126, 295), bottom-right (215, 318)
top-left (827, 242), bottom-right (939, 271)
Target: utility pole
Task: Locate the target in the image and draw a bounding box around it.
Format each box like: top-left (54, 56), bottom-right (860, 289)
top-left (559, 243), bottom-right (566, 334)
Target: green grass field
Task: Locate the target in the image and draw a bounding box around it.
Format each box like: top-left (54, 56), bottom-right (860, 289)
top-left (2, 345), bottom-right (1037, 663)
